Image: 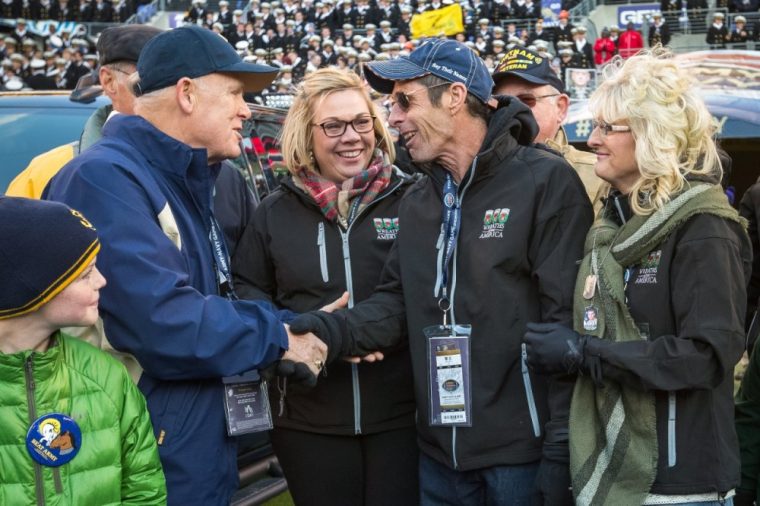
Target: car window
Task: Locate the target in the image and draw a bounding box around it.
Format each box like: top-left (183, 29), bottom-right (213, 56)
top-left (0, 106), bottom-right (96, 191)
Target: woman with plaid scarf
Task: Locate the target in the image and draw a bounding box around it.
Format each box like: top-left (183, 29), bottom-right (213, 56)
top-left (232, 68), bottom-right (418, 506)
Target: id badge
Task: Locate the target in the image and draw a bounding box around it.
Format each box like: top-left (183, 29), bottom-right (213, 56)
top-left (222, 370), bottom-right (273, 436)
top-left (424, 324), bottom-right (472, 427)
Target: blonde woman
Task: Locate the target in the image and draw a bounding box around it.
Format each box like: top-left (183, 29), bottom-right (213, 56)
top-left (232, 68), bottom-right (418, 506)
top-left (523, 47), bottom-right (750, 506)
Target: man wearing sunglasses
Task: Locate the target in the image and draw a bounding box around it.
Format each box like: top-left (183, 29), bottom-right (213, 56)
top-left (289, 38), bottom-right (593, 505)
top-left (493, 46), bottom-right (601, 206)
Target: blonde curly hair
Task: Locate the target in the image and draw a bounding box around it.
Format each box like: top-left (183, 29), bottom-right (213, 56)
top-left (589, 46), bottom-right (721, 215)
top-left (279, 67), bottom-right (395, 175)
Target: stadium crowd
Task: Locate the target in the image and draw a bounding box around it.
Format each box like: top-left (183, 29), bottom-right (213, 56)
top-left (1, 0), bottom-right (758, 93)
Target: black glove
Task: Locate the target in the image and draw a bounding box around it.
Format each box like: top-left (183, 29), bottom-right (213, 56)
top-left (260, 359), bottom-right (318, 388)
top-left (289, 310), bottom-right (348, 363)
top-left (734, 488), bottom-right (756, 506)
top-left (524, 322), bottom-right (603, 383)
top-left (534, 457), bottom-right (573, 506)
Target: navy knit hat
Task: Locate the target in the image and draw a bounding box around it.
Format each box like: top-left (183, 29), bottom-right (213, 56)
top-left (0, 197), bottom-right (100, 320)
top-left (364, 38), bottom-right (494, 105)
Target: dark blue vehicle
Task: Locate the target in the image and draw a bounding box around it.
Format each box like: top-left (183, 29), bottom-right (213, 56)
top-left (0, 91), bottom-right (110, 192)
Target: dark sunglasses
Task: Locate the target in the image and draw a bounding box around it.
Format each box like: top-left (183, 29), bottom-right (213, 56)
top-left (389, 82), bottom-right (451, 111)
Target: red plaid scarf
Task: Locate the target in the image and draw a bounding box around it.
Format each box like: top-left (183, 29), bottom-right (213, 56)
top-left (295, 150), bottom-right (393, 226)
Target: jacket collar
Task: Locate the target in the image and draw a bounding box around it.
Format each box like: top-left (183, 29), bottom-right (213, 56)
top-left (102, 114), bottom-right (220, 181)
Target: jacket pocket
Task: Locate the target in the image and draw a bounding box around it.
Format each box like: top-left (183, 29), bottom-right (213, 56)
top-left (318, 222), bottom-right (329, 283)
top-left (521, 343), bottom-right (541, 438)
top-left (147, 381), bottom-right (202, 448)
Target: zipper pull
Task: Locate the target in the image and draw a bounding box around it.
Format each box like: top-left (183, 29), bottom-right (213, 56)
top-left (277, 377), bottom-right (287, 417)
top-left (25, 356), bottom-right (35, 390)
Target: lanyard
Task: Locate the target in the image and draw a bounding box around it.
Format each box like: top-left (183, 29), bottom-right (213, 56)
top-left (209, 215), bottom-right (237, 301)
top-left (437, 173), bottom-right (461, 310)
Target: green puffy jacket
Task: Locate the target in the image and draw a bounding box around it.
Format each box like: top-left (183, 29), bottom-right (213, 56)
top-left (0, 333), bottom-right (166, 505)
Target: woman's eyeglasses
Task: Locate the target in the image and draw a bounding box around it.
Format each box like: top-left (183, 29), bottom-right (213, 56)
top-left (389, 82), bottom-right (451, 112)
top-left (313, 115), bottom-right (375, 137)
top-left (592, 120), bottom-right (632, 137)
top-left (514, 93), bottom-right (560, 108)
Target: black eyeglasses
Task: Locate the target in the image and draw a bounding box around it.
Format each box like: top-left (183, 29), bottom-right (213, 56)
top-left (389, 82), bottom-right (451, 112)
top-left (313, 115), bottom-right (375, 137)
top-left (515, 93), bottom-right (560, 108)
top-left (592, 120), bottom-right (631, 137)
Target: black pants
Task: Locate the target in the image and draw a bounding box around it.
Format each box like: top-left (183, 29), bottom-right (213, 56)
top-left (270, 425), bottom-right (420, 506)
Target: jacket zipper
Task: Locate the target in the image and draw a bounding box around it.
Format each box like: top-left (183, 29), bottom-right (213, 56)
top-left (318, 222), bottom-right (329, 283)
top-left (521, 344), bottom-right (541, 437)
top-left (25, 356), bottom-right (46, 506)
top-left (340, 230), bottom-right (361, 434)
top-left (328, 174), bottom-right (407, 436)
top-left (447, 158), bottom-right (477, 470)
top-left (668, 391), bottom-right (676, 467)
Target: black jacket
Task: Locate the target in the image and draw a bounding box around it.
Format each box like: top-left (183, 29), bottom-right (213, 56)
top-left (232, 169), bottom-right (416, 436)
top-left (589, 192), bottom-right (751, 496)
top-left (315, 98), bottom-right (593, 470)
top-left (740, 179), bottom-right (760, 334)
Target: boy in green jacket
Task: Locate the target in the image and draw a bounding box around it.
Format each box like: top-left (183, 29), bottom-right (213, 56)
top-left (0, 196), bottom-right (166, 505)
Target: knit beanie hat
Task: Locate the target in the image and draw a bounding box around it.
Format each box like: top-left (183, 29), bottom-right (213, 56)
top-left (0, 197), bottom-right (100, 320)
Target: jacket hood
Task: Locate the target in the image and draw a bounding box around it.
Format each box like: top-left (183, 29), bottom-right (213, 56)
top-left (481, 94), bottom-right (539, 152)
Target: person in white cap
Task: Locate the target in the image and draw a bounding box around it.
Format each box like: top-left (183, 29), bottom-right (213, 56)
top-left (706, 11), bottom-right (729, 48)
top-left (730, 15), bottom-right (749, 48)
top-left (647, 11), bottom-right (671, 46)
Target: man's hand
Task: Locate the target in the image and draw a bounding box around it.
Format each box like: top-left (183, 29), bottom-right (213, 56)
top-left (283, 323), bottom-right (328, 377)
top-left (342, 351), bottom-right (385, 364)
top-left (524, 323), bottom-right (605, 385)
top-left (524, 322), bottom-right (586, 375)
top-left (320, 291), bottom-right (349, 313)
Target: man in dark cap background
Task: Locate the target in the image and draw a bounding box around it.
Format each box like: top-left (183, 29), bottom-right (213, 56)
top-left (45, 25), bottom-right (328, 505)
top-left (492, 47), bottom-right (601, 206)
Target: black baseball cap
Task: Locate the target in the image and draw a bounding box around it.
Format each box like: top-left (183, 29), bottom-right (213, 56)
top-left (134, 25), bottom-right (278, 95)
top-left (98, 24), bottom-right (163, 66)
top-left (492, 47), bottom-right (565, 94)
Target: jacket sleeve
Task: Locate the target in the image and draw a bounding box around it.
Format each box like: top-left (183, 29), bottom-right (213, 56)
top-left (739, 183), bottom-right (760, 331)
top-left (46, 160), bottom-right (289, 381)
top-left (586, 218), bottom-right (749, 392)
top-left (301, 233), bottom-right (408, 362)
top-left (736, 344), bottom-right (760, 501)
top-left (120, 370), bottom-right (168, 505)
top-left (340, 235), bottom-right (408, 355)
top-left (530, 156), bottom-right (594, 442)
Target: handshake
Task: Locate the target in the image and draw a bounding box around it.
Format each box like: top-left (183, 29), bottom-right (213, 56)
top-left (265, 292), bottom-right (383, 388)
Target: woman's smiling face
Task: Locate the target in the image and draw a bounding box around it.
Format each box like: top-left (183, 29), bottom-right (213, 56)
top-left (311, 89), bottom-right (376, 183)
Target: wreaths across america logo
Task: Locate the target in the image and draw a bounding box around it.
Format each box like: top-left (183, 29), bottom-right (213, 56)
top-left (479, 208), bottom-right (510, 239)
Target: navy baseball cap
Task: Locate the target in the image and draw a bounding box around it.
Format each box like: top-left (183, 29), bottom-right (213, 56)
top-left (364, 38), bottom-right (493, 105)
top-left (135, 25), bottom-right (278, 95)
top-left (492, 47), bottom-right (565, 94)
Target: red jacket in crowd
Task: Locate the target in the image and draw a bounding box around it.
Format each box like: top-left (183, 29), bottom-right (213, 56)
top-left (594, 36), bottom-right (616, 65)
top-left (618, 27), bottom-right (644, 58)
